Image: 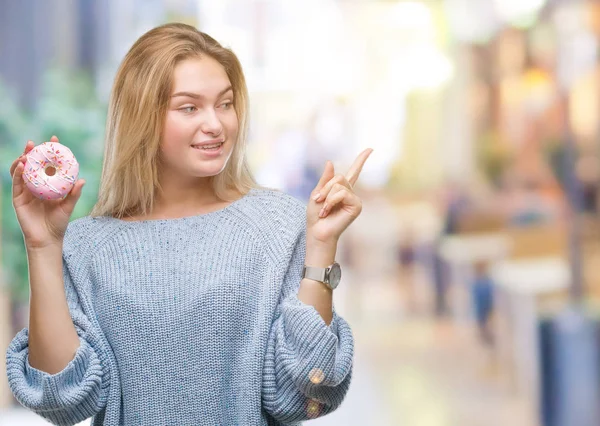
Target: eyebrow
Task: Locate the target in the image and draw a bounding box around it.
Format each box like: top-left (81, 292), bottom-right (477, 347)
top-left (171, 86), bottom-right (233, 99)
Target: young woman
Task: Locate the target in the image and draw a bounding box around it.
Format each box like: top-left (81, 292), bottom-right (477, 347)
top-left (6, 23), bottom-right (372, 425)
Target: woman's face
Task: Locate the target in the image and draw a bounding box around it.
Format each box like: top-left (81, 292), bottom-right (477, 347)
top-left (161, 56), bottom-right (238, 183)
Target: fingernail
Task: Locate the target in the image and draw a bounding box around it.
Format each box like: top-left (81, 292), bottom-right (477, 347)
top-left (313, 193), bottom-right (321, 201)
top-left (319, 204), bottom-right (328, 217)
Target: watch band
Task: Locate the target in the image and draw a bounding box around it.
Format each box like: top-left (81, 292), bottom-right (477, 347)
top-left (302, 265), bottom-right (328, 283)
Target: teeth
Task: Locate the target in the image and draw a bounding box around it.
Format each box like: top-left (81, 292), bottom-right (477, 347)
top-left (194, 142), bottom-right (222, 149)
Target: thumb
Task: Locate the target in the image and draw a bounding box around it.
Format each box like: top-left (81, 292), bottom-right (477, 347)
top-left (314, 160), bottom-right (335, 193)
top-left (61, 179), bottom-right (85, 214)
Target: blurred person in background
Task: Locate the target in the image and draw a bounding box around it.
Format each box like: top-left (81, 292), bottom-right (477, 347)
top-left (471, 260), bottom-right (495, 346)
top-left (431, 182), bottom-right (471, 317)
top-left (5, 23), bottom-right (373, 426)
top-left (396, 228), bottom-right (419, 314)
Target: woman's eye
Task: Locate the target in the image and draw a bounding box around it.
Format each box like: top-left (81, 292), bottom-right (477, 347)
top-left (180, 106), bottom-right (197, 114)
top-left (220, 102), bottom-right (233, 110)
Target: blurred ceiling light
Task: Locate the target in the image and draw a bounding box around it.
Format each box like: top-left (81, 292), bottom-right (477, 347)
top-left (444, 0), bottom-right (499, 43)
top-left (386, 1), bottom-right (432, 29)
top-left (258, 0), bottom-right (360, 95)
top-left (493, 0), bottom-right (547, 26)
top-left (390, 46), bottom-right (454, 90)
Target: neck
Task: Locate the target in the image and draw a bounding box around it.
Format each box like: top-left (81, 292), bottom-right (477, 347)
top-left (152, 173), bottom-right (220, 216)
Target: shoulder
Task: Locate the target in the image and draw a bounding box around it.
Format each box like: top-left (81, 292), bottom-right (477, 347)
top-left (243, 187), bottom-right (306, 219)
top-left (238, 187), bottom-right (307, 263)
top-left (62, 215), bottom-right (122, 262)
top-left (241, 187), bottom-right (306, 231)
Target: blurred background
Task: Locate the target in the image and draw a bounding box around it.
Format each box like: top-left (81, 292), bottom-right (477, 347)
top-left (2, 0), bottom-right (600, 425)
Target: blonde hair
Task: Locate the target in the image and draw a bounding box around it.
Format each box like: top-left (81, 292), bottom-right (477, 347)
top-left (91, 23), bottom-right (268, 218)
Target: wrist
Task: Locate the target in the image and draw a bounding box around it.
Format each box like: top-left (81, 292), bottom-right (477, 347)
top-left (306, 233), bottom-right (338, 250)
top-left (305, 237), bottom-right (337, 267)
top-left (25, 240), bottom-right (63, 254)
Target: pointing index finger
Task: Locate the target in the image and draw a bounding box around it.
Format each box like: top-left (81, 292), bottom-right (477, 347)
top-left (345, 148), bottom-right (373, 186)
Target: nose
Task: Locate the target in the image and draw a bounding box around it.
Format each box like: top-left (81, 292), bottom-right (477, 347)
top-left (199, 108), bottom-right (223, 137)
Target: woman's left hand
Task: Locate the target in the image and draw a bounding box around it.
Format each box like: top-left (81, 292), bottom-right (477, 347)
top-left (307, 148), bottom-right (373, 245)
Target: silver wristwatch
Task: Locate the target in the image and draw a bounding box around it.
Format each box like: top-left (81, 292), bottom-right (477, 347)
top-left (302, 262), bottom-right (342, 290)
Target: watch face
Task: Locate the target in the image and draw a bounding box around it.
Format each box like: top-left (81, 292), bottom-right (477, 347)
top-left (327, 263), bottom-right (342, 289)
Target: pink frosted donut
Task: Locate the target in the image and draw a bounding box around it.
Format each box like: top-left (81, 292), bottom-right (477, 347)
top-left (23, 142), bottom-right (79, 200)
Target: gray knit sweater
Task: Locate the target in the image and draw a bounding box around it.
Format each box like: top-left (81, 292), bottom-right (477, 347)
top-left (5, 188), bottom-right (354, 425)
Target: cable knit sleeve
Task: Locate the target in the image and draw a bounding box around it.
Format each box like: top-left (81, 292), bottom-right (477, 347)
top-left (5, 221), bottom-right (113, 426)
top-left (261, 208), bottom-right (354, 423)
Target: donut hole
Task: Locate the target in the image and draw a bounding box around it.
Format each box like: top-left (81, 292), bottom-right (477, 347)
top-left (45, 166), bottom-right (57, 176)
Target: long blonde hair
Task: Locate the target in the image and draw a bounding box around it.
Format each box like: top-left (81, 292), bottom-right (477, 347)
top-left (91, 23), bottom-right (267, 218)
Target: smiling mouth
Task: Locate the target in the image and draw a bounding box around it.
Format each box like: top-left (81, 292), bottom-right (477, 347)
top-left (192, 142), bottom-right (224, 151)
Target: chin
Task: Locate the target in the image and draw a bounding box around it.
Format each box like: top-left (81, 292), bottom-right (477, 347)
top-left (195, 163), bottom-right (228, 178)
top-left (188, 149), bottom-right (232, 176)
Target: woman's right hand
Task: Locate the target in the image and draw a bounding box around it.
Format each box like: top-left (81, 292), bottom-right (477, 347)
top-left (10, 136), bottom-right (86, 249)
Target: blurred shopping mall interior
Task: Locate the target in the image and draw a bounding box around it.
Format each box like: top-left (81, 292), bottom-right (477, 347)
top-left (2, 1), bottom-right (600, 425)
